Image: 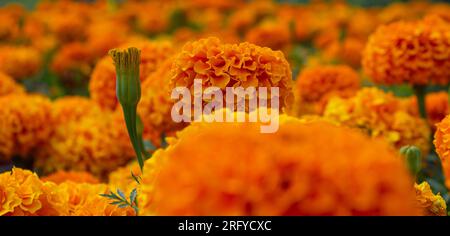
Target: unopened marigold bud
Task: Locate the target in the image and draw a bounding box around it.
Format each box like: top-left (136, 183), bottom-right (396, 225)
top-left (109, 47), bottom-right (141, 108)
top-left (109, 47), bottom-right (145, 171)
top-left (400, 145), bottom-right (422, 177)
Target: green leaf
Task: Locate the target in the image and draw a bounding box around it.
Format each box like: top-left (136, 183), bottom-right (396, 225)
top-left (130, 189), bottom-right (137, 204)
top-left (110, 201), bottom-right (124, 205)
top-left (117, 189), bottom-right (126, 200)
top-left (118, 203), bottom-right (130, 209)
top-left (131, 170), bottom-right (141, 184)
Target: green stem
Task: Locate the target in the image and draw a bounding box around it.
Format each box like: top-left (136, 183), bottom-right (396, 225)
top-left (413, 85), bottom-right (427, 120)
top-left (123, 106), bottom-right (144, 171)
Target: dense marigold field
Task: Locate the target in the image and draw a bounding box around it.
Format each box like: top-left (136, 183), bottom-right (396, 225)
top-left (0, 0), bottom-right (450, 216)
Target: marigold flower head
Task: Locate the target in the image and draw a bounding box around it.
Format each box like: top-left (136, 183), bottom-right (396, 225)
top-left (0, 168), bottom-right (44, 216)
top-left (35, 112), bottom-right (134, 177)
top-left (138, 59), bottom-right (187, 145)
top-left (362, 15), bottom-right (450, 85)
top-left (108, 161), bottom-right (141, 195)
top-left (42, 171), bottom-right (100, 185)
top-left (414, 181), bottom-right (447, 216)
top-left (324, 87), bottom-right (430, 154)
top-left (51, 96), bottom-right (102, 126)
top-left (426, 92), bottom-right (449, 128)
top-left (50, 42), bottom-right (93, 81)
top-left (244, 20), bottom-right (291, 52)
top-left (433, 114), bottom-right (450, 190)
top-left (170, 37), bottom-right (294, 112)
top-left (89, 40), bottom-right (175, 110)
top-left (0, 94), bottom-right (52, 162)
top-left (38, 181), bottom-right (135, 216)
top-left (139, 116), bottom-right (418, 216)
top-left (0, 46), bottom-right (42, 80)
top-left (0, 71), bottom-right (24, 96)
top-left (292, 65), bottom-right (360, 115)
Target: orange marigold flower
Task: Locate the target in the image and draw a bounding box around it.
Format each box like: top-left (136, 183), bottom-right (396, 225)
top-left (38, 181), bottom-right (135, 216)
top-left (89, 40), bottom-right (175, 110)
top-left (362, 15), bottom-right (450, 85)
top-left (35, 112), bottom-right (133, 177)
top-left (51, 96), bottom-right (102, 126)
top-left (170, 37), bottom-right (294, 112)
top-left (0, 94), bottom-right (52, 162)
top-left (244, 20), bottom-right (291, 52)
top-left (50, 42), bottom-right (93, 81)
top-left (138, 59), bottom-right (187, 145)
top-left (42, 171), bottom-right (100, 185)
top-left (426, 92), bottom-right (449, 128)
top-left (0, 46), bottom-right (42, 80)
top-left (0, 71), bottom-right (24, 96)
top-left (292, 65), bottom-right (360, 115)
top-left (339, 37), bottom-right (366, 68)
top-left (139, 117), bottom-right (418, 216)
top-left (324, 87), bottom-right (430, 154)
top-left (108, 161), bottom-right (141, 195)
top-left (414, 181), bottom-right (447, 216)
top-left (433, 114), bottom-right (450, 190)
top-left (0, 168), bottom-right (44, 216)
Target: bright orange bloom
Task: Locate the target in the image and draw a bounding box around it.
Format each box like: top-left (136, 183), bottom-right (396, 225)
top-left (138, 59), bottom-right (187, 145)
top-left (35, 112), bottom-right (133, 177)
top-left (324, 87), bottom-right (430, 154)
top-left (0, 94), bottom-right (52, 162)
top-left (139, 116), bottom-right (418, 216)
top-left (363, 15), bottom-right (450, 85)
top-left (434, 114), bottom-right (450, 190)
top-left (50, 42), bottom-right (93, 81)
top-left (292, 65), bottom-right (360, 115)
top-left (244, 20), bottom-right (291, 51)
top-left (0, 46), bottom-right (42, 80)
top-left (42, 171), bottom-right (100, 185)
top-left (426, 92), bottom-right (449, 129)
top-left (0, 168), bottom-right (44, 216)
top-left (50, 96), bottom-right (102, 126)
top-left (414, 181), bottom-right (447, 216)
top-left (0, 71), bottom-right (24, 96)
top-left (170, 37), bottom-right (294, 112)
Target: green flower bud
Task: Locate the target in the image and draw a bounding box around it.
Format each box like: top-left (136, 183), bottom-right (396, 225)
top-left (109, 47), bottom-right (141, 108)
top-left (109, 47), bottom-right (145, 171)
top-left (400, 145), bottom-right (422, 177)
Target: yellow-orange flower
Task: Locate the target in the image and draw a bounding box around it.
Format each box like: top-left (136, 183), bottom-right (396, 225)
top-left (89, 40), bottom-right (175, 110)
top-left (324, 87), bottom-right (430, 154)
top-left (414, 181), bottom-right (447, 216)
top-left (244, 20), bottom-right (291, 52)
top-left (363, 15), bottom-right (450, 85)
top-left (433, 114), bottom-right (450, 190)
top-left (0, 46), bottom-right (42, 80)
top-left (108, 161), bottom-right (141, 195)
top-left (35, 112), bottom-right (133, 177)
top-left (0, 94), bottom-right (52, 162)
top-left (42, 171), bottom-right (100, 185)
top-left (50, 42), bottom-right (93, 81)
top-left (138, 59), bottom-right (187, 145)
top-left (426, 92), bottom-right (449, 128)
top-left (292, 65), bottom-right (360, 115)
top-left (51, 96), bottom-right (102, 126)
top-left (139, 116), bottom-right (418, 216)
top-left (0, 168), bottom-right (44, 216)
top-left (170, 37), bottom-right (294, 112)
top-left (0, 71), bottom-right (24, 96)
top-left (38, 181), bottom-right (135, 216)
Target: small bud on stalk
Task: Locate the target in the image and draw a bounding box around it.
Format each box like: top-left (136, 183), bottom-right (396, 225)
top-left (109, 47), bottom-right (146, 171)
top-left (400, 145), bottom-right (422, 178)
